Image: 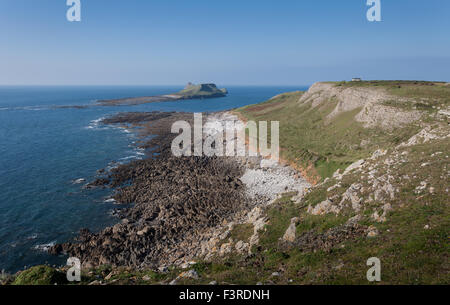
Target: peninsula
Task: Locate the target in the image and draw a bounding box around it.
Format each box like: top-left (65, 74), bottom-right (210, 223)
top-left (97, 83), bottom-right (228, 106)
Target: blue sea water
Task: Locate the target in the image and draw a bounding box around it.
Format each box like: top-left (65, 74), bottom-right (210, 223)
top-left (0, 85), bottom-right (307, 272)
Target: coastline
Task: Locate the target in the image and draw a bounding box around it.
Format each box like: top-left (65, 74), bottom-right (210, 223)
top-left (231, 109), bottom-right (321, 185)
top-left (6, 81), bottom-right (449, 285)
top-left (49, 110), bottom-right (310, 270)
top-left (96, 91), bottom-right (227, 106)
top-left (0, 86), bottom-right (301, 274)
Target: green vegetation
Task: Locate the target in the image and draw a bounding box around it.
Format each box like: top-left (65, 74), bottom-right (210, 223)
top-left (12, 265), bottom-right (67, 285)
top-left (180, 166), bottom-right (448, 285)
top-left (77, 265), bottom-right (182, 285)
top-left (176, 83), bottom-right (227, 99)
top-left (197, 81), bottom-right (449, 285)
top-left (230, 223), bottom-right (254, 242)
top-left (10, 183), bottom-right (448, 285)
top-left (236, 86), bottom-right (423, 181)
top-left (338, 80), bottom-right (450, 111)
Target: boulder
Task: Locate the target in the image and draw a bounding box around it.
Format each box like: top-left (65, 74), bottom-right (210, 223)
top-left (282, 217), bottom-right (300, 242)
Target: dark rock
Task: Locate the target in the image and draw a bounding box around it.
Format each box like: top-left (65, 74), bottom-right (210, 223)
top-left (49, 112), bottom-right (248, 269)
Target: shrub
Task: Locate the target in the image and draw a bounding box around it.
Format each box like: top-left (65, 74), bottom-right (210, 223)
top-left (12, 265), bottom-right (67, 285)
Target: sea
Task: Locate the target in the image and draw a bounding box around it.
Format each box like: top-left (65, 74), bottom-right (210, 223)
top-left (0, 85), bottom-right (307, 272)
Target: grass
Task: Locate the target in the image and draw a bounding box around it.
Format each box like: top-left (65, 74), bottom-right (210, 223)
top-left (339, 80), bottom-right (450, 112)
top-left (12, 265), bottom-right (67, 285)
top-left (178, 183), bottom-right (448, 284)
top-left (235, 86), bottom-right (423, 181)
top-left (201, 81), bottom-right (450, 284)
top-left (10, 137), bottom-right (448, 285)
top-left (259, 194), bottom-right (301, 248)
top-left (230, 223), bottom-right (254, 242)
top-left (10, 191), bottom-right (448, 285)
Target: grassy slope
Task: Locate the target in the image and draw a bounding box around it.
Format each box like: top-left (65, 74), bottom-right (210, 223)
top-left (186, 81), bottom-right (449, 285)
top-left (189, 139), bottom-right (448, 285)
top-left (235, 87), bottom-right (421, 181)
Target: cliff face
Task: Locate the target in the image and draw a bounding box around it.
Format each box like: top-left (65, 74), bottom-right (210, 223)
top-left (240, 81), bottom-right (449, 180)
top-left (299, 82), bottom-right (422, 130)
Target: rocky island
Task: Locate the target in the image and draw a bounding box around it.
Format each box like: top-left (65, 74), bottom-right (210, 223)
top-left (97, 83), bottom-right (228, 106)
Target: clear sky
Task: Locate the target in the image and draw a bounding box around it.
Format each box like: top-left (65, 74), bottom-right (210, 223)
top-left (0, 0), bottom-right (449, 85)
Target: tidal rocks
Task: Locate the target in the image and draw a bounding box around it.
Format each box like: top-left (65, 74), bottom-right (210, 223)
top-left (50, 112), bottom-right (248, 269)
top-left (84, 178), bottom-right (110, 189)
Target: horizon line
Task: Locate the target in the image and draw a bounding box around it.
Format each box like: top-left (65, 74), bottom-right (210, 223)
top-left (0, 84), bottom-right (313, 87)
top-left (0, 79), bottom-right (447, 87)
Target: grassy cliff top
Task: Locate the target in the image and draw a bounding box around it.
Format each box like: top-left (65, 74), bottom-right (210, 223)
top-left (236, 81), bottom-right (449, 181)
top-left (333, 80), bottom-right (450, 100)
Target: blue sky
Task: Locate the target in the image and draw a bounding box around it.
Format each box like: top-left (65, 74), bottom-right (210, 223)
top-left (0, 0), bottom-right (449, 85)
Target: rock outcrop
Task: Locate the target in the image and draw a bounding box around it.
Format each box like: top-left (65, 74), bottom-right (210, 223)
top-left (298, 82), bottom-right (422, 130)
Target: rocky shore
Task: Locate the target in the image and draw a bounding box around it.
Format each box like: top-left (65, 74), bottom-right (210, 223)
top-left (49, 111), bottom-right (309, 270)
